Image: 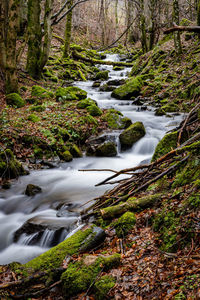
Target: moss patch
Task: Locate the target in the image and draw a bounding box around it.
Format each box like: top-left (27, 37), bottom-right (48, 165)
top-left (113, 212), bottom-right (136, 237)
top-left (119, 122), bottom-right (145, 150)
top-left (6, 93), bottom-right (25, 108)
top-left (111, 76), bottom-right (144, 100)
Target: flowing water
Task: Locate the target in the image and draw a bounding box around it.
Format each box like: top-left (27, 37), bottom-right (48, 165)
top-left (0, 54), bottom-right (184, 264)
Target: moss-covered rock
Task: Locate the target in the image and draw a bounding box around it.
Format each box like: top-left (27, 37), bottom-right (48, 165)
top-left (70, 144), bottom-right (83, 158)
top-left (113, 212), bottom-right (136, 237)
top-left (87, 105), bottom-right (103, 116)
top-left (162, 102), bottom-right (179, 113)
top-left (155, 107), bottom-right (166, 116)
top-left (25, 184), bottom-right (42, 196)
top-left (76, 98), bottom-right (96, 109)
top-left (6, 93), bottom-right (25, 108)
top-left (94, 70), bottom-right (109, 81)
top-left (27, 114), bottom-right (40, 122)
top-left (23, 225), bottom-right (106, 272)
top-left (99, 84), bottom-right (115, 92)
top-left (96, 142), bottom-right (117, 157)
top-left (94, 275), bottom-right (116, 300)
top-left (61, 253), bottom-right (120, 297)
top-left (56, 86), bottom-right (87, 102)
top-left (119, 122), bottom-right (146, 150)
top-left (59, 150), bottom-right (73, 162)
top-left (29, 105), bottom-right (46, 112)
top-left (152, 131), bottom-right (178, 161)
top-left (0, 149), bottom-right (26, 179)
top-left (111, 76), bottom-right (144, 100)
top-left (31, 85), bottom-right (53, 98)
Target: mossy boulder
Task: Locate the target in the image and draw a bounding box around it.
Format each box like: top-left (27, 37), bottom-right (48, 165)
top-left (25, 184), bottom-right (42, 196)
top-left (119, 121), bottom-right (146, 150)
top-left (99, 84), bottom-right (115, 92)
top-left (77, 98), bottom-right (97, 109)
top-left (56, 86), bottom-right (87, 102)
top-left (111, 76), bottom-right (144, 100)
top-left (155, 107), bottom-right (166, 116)
top-left (6, 93), bottom-right (25, 108)
top-left (162, 102), bottom-right (179, 113)
top-left (102, 109), bottom-right (131, 129)
top-left (24, 225), bottom-right (106, 272)
top-left (29, 105), bottom-right (46, 112)
top-left (152, 131), bottom-right (178, 161)
top-left (113, 212), bottom-right (136, 237)
top-left (59, 150), bottom-right (73, 162)
top-left (87, 105), bottom-right (103, 116)
top-left (70, 144), bottom-right (83, 158)
top-left (94, 70), bottom-right (109, 81)
top-left (31, 85), bottom-right (53, 98)
top-left (27, 114), bottom-right (40, 122)
top-left (94, 275), bottom-right (116, 300)
top-left (0, 149), bottom-right (27, 179)
top-left (96, 142), bottom-right (117, 157)
top-left (61, 253), bottom-right (120, 297)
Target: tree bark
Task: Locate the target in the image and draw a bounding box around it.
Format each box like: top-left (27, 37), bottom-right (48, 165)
top-left (5, 0), bottom-right (20, 93)
top-left (63, 0), bottom-right (73, 58)
top-left (26, 0), bottom-right (42, 79)
top-left (40, 0), bottom-right (54, 69)
top-left (173, 0), bottom-right (182, 54)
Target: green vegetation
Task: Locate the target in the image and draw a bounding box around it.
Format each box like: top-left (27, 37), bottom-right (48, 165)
top-left (113, 212), bottom-right (136, 237)
top-left (119, 122), bottom-right (145, 149)
top-left (6, 93), bottom-right (25, 108)
top-left (111, 76), bottom-right (144, 99)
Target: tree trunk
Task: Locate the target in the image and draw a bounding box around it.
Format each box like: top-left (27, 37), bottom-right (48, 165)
top-left (5, 0), bottom-right (20, 93)
top-left (149, 0), bottom-right (157, 50)
top-left (173, 0), bottom-right (182, 54)
top-left (63, 0), bottom-right (73, 58)
top-left (140, 0), bottom-right (148, 53)
top-left (40, 0), bottom-right (54, 68)
top-left (0, 0), bottom-right (7, 72)
top-left (26, 0), bottom-right (42, 79)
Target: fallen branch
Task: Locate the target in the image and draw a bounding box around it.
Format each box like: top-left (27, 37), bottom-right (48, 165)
top-left (72, 50), bottom-right (133, 67)
top-left (164, 25), bottom-right (200, 34)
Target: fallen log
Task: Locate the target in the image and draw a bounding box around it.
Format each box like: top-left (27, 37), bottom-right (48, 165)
top-left (100, 193), bottom-right (161, 219)
top-left (164, 25), bottom-right (200, 34)
top-left (72, 50), bottom-right (133, 67)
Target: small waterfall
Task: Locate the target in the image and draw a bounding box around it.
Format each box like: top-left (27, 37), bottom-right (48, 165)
top-left (39, 229), bottom-right (56, 247)
top-left (132, 137), bottom-right (159, 155)
top-left (18, 232), bottom-right (40, 246)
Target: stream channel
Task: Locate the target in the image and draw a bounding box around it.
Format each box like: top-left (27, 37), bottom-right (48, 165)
top-left (0, 54), bottom-right (184, 264)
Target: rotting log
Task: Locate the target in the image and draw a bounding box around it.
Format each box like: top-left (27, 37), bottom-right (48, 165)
top-left (72, 50), bottom-right (133, 67)
top-left (164, 25), bottom-right (200, 34)
top-left (100, 193), bottom-right (161, 219)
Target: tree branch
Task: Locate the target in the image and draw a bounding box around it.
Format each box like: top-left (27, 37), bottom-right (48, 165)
top-left (164, 25), bottom-right (200, 34)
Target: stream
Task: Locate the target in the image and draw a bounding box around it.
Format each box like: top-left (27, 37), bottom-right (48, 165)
top-left (0, 54), bottom-right (184, 264)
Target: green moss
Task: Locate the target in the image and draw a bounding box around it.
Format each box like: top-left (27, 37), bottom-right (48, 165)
top-left (6, 93), bottom-right (25, 108)
top-left (172, 156), bottom-right (200, 188)
top-left (102, 109), bottom-right (131, 129)
top-left (113, 212), bottom-right (136, 237)
top-left (77, 98), bottom-right (96, 109)
top-left (31, 85), bottom-right (53, 98)
top-left (111, 76), bottom-right (144, 100)
top-left (0, 149), bottom-right (26, 179)
top-left (153, 210), bottom-right (180, 252)
top-left (113, 66), bottom-right (124, 71)
top-left (59, 150), bottom-right (73, 162)
top-left (24, 226), bottom-right (96, 272)
top-left (96, 142), bottom-right (117, 157)
top-left (95, 70), bottom-right (109, 81)
top-left (119, 122), bottom-right (145, 150)
top-left (87, 105), bottom-right (102, 116)
top-left (56, 86), bottom-right (87, 102)
top-left (29, 105), bottom-right (46, 112)
top-left (162, 102), bottom-right (179, 113)
top-left (27, 114), bottom-right (40, 122)
top-left (152, 131), bottom-right (178, 161)
top-left (94, 275), bottom-right (116, 300)
top-left (70, 144), bottom-right (83, 158)
top-left (61, 253), bottom-right (120, 297)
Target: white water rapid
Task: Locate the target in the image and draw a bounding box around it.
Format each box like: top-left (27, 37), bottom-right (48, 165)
top-left (0, 54), bottom-right (184, 264)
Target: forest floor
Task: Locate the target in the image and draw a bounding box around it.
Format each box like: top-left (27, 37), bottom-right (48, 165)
top-left (0, 34), bottom-right (200, 299)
